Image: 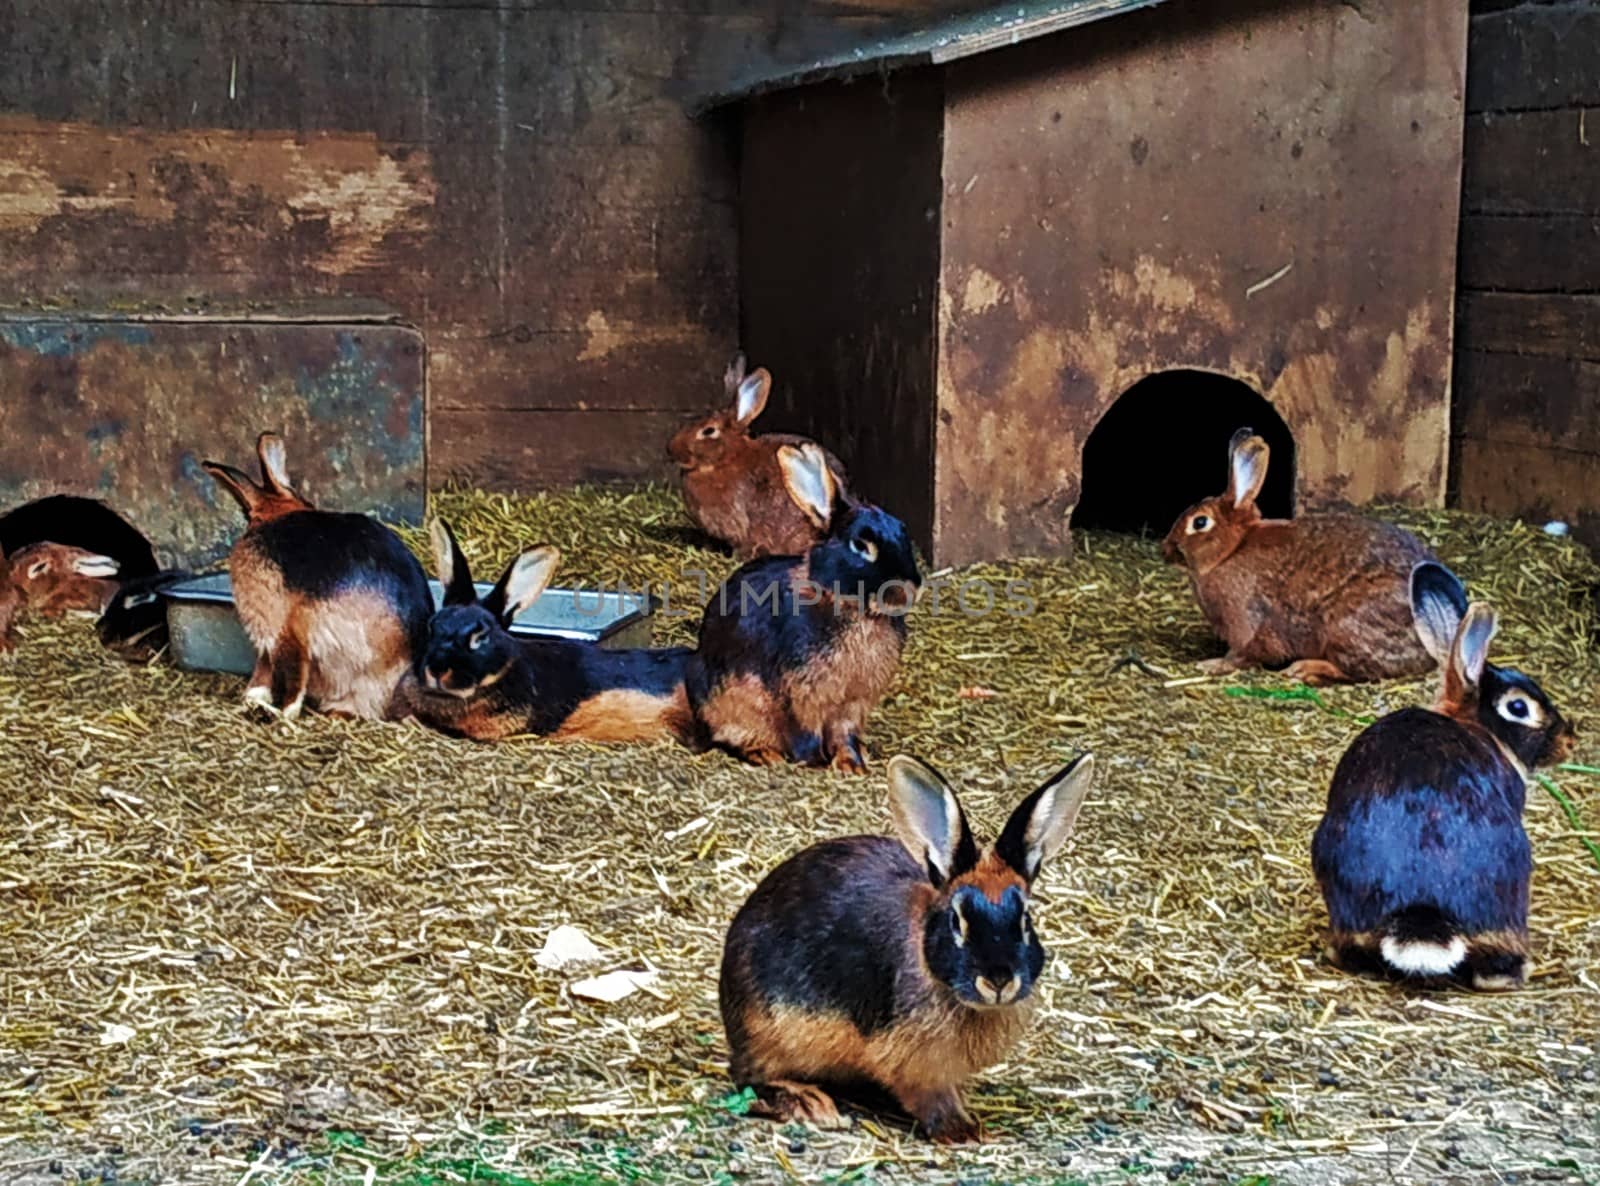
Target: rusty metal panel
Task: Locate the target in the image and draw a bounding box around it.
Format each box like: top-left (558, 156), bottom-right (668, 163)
top-left (932, 0), bottom-right (1467, 564)
top-left (0, 315), bottom-right (425, 568)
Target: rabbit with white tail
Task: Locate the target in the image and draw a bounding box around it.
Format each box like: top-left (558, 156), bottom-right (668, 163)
top-left (1311, 562), bottom-right (1577, 990)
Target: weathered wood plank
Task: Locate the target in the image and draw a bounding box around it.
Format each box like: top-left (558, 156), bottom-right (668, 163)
top-left (430, 408), bottom-right (683, 488)
top-left (1458, 214), bottom-right (1600, 293)
top-left (0, 318), bottom-right (426, 568)
top-left (1453, 436), bottom-right (1600, 553)
top-left (430, 327), bottom-right (728, 414)
top-left (1462, 108), bottom-right (1600, 215)
top-left (1467, 4), bottom-right (1600, 113)
top-left (1453, 349), bottom-right (1600, 453)
top-left (1456, 291), bottom-right (1600, 361)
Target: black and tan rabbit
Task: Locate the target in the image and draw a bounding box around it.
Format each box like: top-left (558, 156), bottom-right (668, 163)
top-left (203, 432), bottom-right (433, 720)
top-left (396, 520), bottom-right (694, 744)
top-left (1311, 562), bottom-right (1577, 990)
top-left (687, 442), bottom-right (920, 774)
top-left (720, 752), bottom-right (1096, 1141)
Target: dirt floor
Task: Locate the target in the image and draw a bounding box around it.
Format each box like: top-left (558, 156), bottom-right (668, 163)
top-left (1, 486), bottom-right (1597, 1186)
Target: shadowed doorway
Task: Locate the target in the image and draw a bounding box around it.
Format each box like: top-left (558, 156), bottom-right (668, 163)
top-left (1071, 370), bottom-right (1296, 536)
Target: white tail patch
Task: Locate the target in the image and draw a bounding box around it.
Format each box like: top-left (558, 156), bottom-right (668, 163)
top-left (1380, 934), bottom-right (1466, 976)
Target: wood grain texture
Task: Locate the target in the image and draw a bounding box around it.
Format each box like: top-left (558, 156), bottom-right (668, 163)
top-left (0, 0), bottom-right (987, 490)
top-left (738, 72), bottom-right (944, 555)
top-left (1466, 3), bottom-right (1600, 113)
top-left (1462, 108), bottom-right (1600, 216)
top-left (1452, 0), bottom-right (1600, 554)
top-left (1457, 293), bottom-right (1600, 363)
top-left (931, 0), bottom-right (1464, 563)
top-left (1458, 214), bottom-right (1600, 293)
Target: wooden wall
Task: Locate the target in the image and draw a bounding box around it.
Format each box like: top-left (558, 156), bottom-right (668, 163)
top-left (739, 74), bottom-right (944, 553)
top-left (931, 0), bottom-right (1465, 564)
top-left (0, 0), bottom-right (982, 493)
top-left (1452, 0), bottom-right (1600, 552)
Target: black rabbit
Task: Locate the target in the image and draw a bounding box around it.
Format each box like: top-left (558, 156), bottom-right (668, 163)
top-left (1311, 562), bottom-right (1576, 989)
top-left (720, 752), bottom-right (1096, 1141)
top-left (396, 520), bottom-right (694, 744)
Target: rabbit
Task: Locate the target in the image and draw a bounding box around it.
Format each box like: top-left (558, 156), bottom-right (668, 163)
top-left (0, 548), bottom-right (19, 653)
top-left (720, 751), bottom-right (1097, 1142)
top-left (202, 432), bottom-right (433, 721)
top-left (668, 354), bottom-right (850, 560)
top-left (395, 519), bottom-right (695, 744)
top-left (0, 494), bottom-right (161, 580)
top-left (96, 568), bottom-right (196, 661)
top-left (687, 442), bottom-right (921, 774)
top-left (1162, 428), bottom-right (1445, 684)
top-left (1310, 561), bottom-right (1577, 990)
top-left (8, 542), bottom-right (121, 617)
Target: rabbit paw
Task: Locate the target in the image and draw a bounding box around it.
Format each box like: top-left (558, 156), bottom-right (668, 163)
top-left (1283, 658), bottom-right (1350, 686)
top-left (903, 1089), bottom-right (981, 1143)
top-left (750, 1080), bottom-right (846, 1130)
top-left (830, 737), bottom-right (867, 776)
top-left (1196, 655), bottom-right (1249, 676)
top-left (741, 747), bottom-right (787, 767)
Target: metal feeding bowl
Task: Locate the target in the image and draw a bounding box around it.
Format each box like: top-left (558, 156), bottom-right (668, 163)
top-left (162, 573), bottom-right (657, 676)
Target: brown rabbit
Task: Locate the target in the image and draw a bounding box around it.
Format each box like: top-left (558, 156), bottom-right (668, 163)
top-left (668, 354), bottom-right (849, 560)
top-left (8, 542), bottom-right (121, 617)
top-left (203, 432), bottom-right (433, 721)
top-left (1161, 429), bottom-right (1443, 685)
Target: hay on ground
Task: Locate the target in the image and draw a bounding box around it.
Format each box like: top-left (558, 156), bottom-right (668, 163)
top-left (0, 486), bottom-right (1596, 1185)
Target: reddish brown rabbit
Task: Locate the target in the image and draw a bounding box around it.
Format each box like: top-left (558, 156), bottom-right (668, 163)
top-left (668, 354), bottom-right (848, 560)
top-left (203, 432), bottom-right (433, 721)
top-left (1162, 430), bottom-right (1443, 685)
top-left (8, 542), bottom-right (121, 617)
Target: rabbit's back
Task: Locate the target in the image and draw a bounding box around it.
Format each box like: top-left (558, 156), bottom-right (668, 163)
top-left (1313, 708), bottom-right (1531, 936)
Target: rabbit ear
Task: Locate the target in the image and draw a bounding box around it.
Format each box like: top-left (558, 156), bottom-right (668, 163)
top-left (1411, 561), bottom-right (1468, 665)
top-left (201, 461), bottom-right (266, 517)
top-left (994, 753), bottom-right (1095, 883)
top-left (733, 368), bottom-right (772, 426)
top-left (431, 519), bottom-right (478, 606)
top-left (1442, 602), bottom-right (1497, 706)
top-left (1226, 432), bottom-right (1269, 510)
top-left (777, 443), bottom-right (838, 531)
top-left (71, 553), bottom-right (120, 580)
top-left (724, 353), bottom-right (748, 395)
top-left (887, 755), bottom-right (979, 886)
top-left (482, 546), bottom-right (559, 626)
top-left (256, 433), bottom-right (295, 496)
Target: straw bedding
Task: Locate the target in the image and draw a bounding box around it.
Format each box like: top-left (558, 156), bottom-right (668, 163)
top-left (0, 486), bottom-right (1596, 1186)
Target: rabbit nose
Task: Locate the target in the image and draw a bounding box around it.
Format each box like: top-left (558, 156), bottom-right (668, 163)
top-left (974, 974), bottom-right (1021, 1005)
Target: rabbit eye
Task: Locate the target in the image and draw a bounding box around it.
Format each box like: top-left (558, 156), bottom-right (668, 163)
top-left (27, 560), bottom-right (50, 579)
top-left (850, 537), bottom-right (879, 562)
top-left (1497, 692), bottom-right (1541, 727)
top-left (125, 592), bottom-right (158, 609)
top-left (699, 426), bottom-right (718, 439)
top-left (1189, 514), bottom-right (1213, 534)
top-left (950, 906), bottom-right (968, 946)
top-left (468, 628), bottom-right (489, 651)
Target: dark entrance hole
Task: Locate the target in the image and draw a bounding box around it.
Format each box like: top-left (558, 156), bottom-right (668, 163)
top-left (1071, 370), bottom-right (1296, 535)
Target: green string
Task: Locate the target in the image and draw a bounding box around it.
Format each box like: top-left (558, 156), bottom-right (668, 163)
top-left (1222, 684), bottom-right (1377, 726)
top-left (1536, 774), bottom-right (1600, 874)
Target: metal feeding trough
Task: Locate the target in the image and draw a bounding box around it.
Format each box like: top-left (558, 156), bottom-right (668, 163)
top-left (162, 573), bottom-right (657, 676)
